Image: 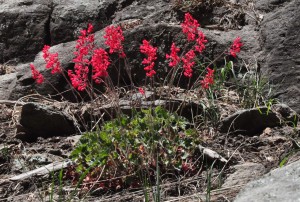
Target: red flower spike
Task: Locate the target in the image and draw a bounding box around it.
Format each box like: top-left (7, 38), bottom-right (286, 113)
top-left (42, 45), bottom-right (50, 59)
top-left (87, 23), bottom-right (93, 34)
top-left (140, 40), bottom-right (157, 77)
top-left (91, 48), bottom-right (110, 84)
top-left (42, 45), bottom-right (62, 74)
top-left (104, 25), bottom-right (126, 58)
top-left (68, 66), bottom-right (88, 91)
top-left (182, 50), bottom-right (195, 78)
top-left (30, 64), bottom-right (44, 84)
top-left (68, 24), bottom-right (95, 91)
top-left (230, 37), bottom-right (243, 57)
top-left (138, 87), bottom-right (145, 95)
top-left (201, 67), bottom-right (215, 89)
top-left (181, 13), bottom-right (200, 41)
top-left (195, 31), bottom-right (208, 53)
top-left (166, 42), bottom-right (180, 67)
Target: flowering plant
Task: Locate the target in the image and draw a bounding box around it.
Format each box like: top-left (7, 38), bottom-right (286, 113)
top-left (30, 13), bottom-right (242, 95)
top-left (29, 12), bottom-right (244, 194)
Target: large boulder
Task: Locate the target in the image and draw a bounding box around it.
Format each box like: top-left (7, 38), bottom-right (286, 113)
top-left (50, 0), bottom-right (120, 45)
top-left (218, 107), bottom-right (281, 135)
top-left (112, 0), bottom-right (174, 25)
top-left (0, 0), bottom-right (121, 63)
top-left (259, 0), bottom-right (300, 113)
top-left (0, 0), bottom-right (51, 62)
top-left (222, 162), bottom-right (266, 188)
top-left (18, 102), bottom-right (76, 140)
top-left (0, 73), bottom-right (17, 100)
top-left (234, 160), bottom-right (300, 202)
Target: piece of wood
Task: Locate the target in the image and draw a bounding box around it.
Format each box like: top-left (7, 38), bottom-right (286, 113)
top-left (9, 160), bottom-right (73, 181)
top-left (198, 145), bottom-right (228, 163)
top-left (0, 100), bottom-right (25, 106)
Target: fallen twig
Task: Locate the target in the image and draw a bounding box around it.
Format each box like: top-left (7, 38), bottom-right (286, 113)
top-left (9, 160), bottom-right (73, 181)
top-left (0, 100), bottom-right (25, 106)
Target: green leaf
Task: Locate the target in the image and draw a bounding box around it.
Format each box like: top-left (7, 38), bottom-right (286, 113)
top-left (99, 131), bottom-right (111, 144)
top-left (279, 156), bottom-right (288, 168)
top-left (227, 61), bottom-right (233, 70)
top-left (185, 128), bottom-right (196, 136)
top-left (120, 115), bottom-right (129, 126)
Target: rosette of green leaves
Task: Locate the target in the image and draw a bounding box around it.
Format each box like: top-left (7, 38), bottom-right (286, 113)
top-left (71, 106), bottom-right (200, 174)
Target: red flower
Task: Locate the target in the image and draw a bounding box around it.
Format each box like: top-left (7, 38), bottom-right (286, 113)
top-left (201, 67), bottom-right (214, 89)
top-left (68, 65), bottom-right (89, 91)
top-left (91, 48), bottom-right (110, 84)
top-left (69, 23), bottom-right (95, 91)
top-left (30, 64), bottom-right (44, 84)
top-left (87, 23), bottom-right (93, 34)
top-left (182, 162), bottom-right (194, 172)
top-left (104, 25), bottom-right (126, 58)
top-left (181, 13), bottom-right (200, 41)
top-left (166, 42), bottom-right (180, 67)
top-left (140, 40), bottom-right (157, 77)
top-left (195, 31), bottom-right (207, 53)
top-left (138, 87), bottom-right (145, 95)
top-left (42, 45), bottom-right (62, 74)
top-left (182, 50), bottom-right (195, 78)
top-left (230, 37), bottom-right (243, 57)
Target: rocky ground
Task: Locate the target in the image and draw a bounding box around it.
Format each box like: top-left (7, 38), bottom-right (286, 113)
top-left (0, 94), bottom-right (299, 201)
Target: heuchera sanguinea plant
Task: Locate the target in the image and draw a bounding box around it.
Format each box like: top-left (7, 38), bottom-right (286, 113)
top-left (230, 37), bottom-right (243, 57)
top-left (91, 48), bottom-right (111, 84)
top-left (201, 67), bottom-right (215, 89)
top-left (140, 39), bottom-right (157, 78)
top-left (104, 25), bottom-right (126, 58)
top-left (28, 13), bottom-right (244, 192)
top-left (166, 42), bottom-right (181, 68)
top-left (182, 50), bottom-right (196, 78)
top-left (42, 45), bottom-right (62, 74)
top-left (68, 23), bottom-right (95, 91)
top-left (181, 13), bottom-right (200, 41)
top-left (30, 13), bottom-right (242, 92)
top-left (30, 64), bottom-right (44, 84)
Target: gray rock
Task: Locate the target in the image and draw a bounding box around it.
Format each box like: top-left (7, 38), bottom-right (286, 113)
top-left (113, 0), bottom-right (174, 25)
top-left (27, 153), bottom-right (63, 165)
top-left (18, 102), bottom-right (76, 140)
top-left (27, 153), bottom-right (49, 165)
top-left (0, 73), bottom-right (17, 99)
top-left (50, 0), bottom-right (119, 45)
top-left (11, 158), bottom-right (26, 172)
top-left (218, 107), bottom-right (281, 135)
top-left (65, 135), bottom-right (81, 147)
top-left (272, 103), bottom-right (299, 126)
top-left (254, 0), bottom-right (293, 12)
top-left (259, 0), bottom-right (300, 113)
top-left (222, 162), bottom-right (266, 187)
top-left (0, 0), bottom-right (51, 62)
top-left (234, 160), bottom-right (300, 202)
top-left (0, 0), bottom-right (120, 63)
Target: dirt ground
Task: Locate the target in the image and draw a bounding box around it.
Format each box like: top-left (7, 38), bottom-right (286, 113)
top-left (0, 102), bottom-right (299, 202)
